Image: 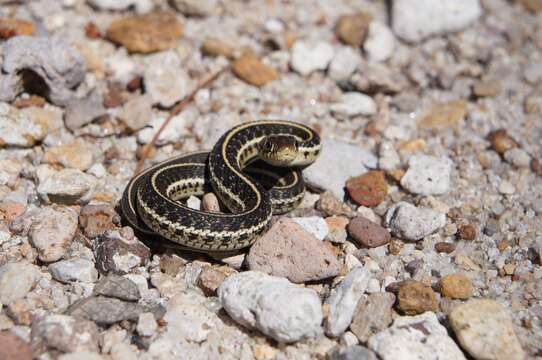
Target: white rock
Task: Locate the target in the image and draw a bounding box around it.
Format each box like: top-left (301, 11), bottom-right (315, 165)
top-left (498, 180), bottom-right (515, 195)
top-left (186, 196), bottom-right (201, 210)
top-left (503, 148), bottom-right (531, 168)
top-left (304, 139), bottom-right (378, 199)
top-left (290, 41), bottom-right (334, 76)
top-left (37, 166), bottom-right (97, 204)
top-left (137, 112), bottom-right (192, 145)
top-left (378, 142), bottom-right (400, 171)
top-left (364, 22), bottom-right (396, 62)
top-left (0, 262), bottom-right (39, 305)
top-left (392, 0), bottom-right (482, 43)
top-left (0, 158), bottom-right (22, 187)
top-left (331, 92), bottom-right (377, 117)
top-left (368, 312), bottom-right (466, 360)
top-left (87, 163), bottom-right (107, 178)
top-left (48, 258), bottom-right (98, 283)
top-left (144, 51), bottom-right (192, 107)
top-left (218, 271), bottom-right (322, 343)
top-left (385, 202), bottom-right (446, 241)
top-left (340, 331), bottom-right (360, 347)
top-left (0, 103), bottom-right (48, 147)
top-left (137, 312), bottom-right (157, 337)
top-left (325, 267), bottom-right (371, 337)
top-left (164, 290), bottom-right (220, 342)
top-left (356, 206), bottom-right (380, 224)
top-left (328, 46), bottom-right (361, 81)
top-left (292, 216), bottom-right (329, 240)
top-left (400, 155), bottom-right (453, 195)
top-left (344, 254), bottom-right (363, 272)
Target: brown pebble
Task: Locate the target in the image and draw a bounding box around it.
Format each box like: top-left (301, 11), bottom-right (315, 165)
top-left (346, 171), bottom-right (388, 207)
top-left (497, 239), bottom-right (509, 252)
top-left (12, 95), bottom-right (46, 109)
top-left (103, 82), bottom-right (126, 108)
top-left (388, 239), bottom-right (404, 255)
top-left (472, 79), bottom-right (501, 97)
top-left (458, 224), bottom-right (476, 241)
top-left (201, 37), bottom-right (236, 59)
top-left (435, 242), bottom-right (456, 253)
top-left (335, 12), bottom-right (372, 47)
top-left (487, 129), bottom-right (518, 155)
top-left (79, 203), bottom-right (119, 239)
top-left (232, 54), bottom-right (278, 87)
top-left (85, 21), bottom-right (102, 39)
top-left (0, 18), bottom-right (34, 39)
top-left (531, 158), bottom-right (542, 176)
top-left (347, 216), bottom-right (391, 248)
top-left (396, 280), bottom-right (438, 315)
top-left (126, 76), bottom-right (143, 92)
top-left (439, 274), bottom-right (473, 299)
top-left (515, 0), bottom-right (542, 12)
top-left (0, 331), bottom-right (32, 360)
top-left (106, 11), bottom-right (182, 53)
top-left (316, 191), bottom-right (355, 217)
top-left (418, 100), bottom-right (467, 128)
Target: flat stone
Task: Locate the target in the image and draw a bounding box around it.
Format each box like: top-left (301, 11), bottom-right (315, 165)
top-left (0, 103), bottom-right (49, 148)
top-left (247, 218), bottom-right (339, 283)
top-left (93, 227), bottom-right (151, 275)
top-left (348, 216), bottom-right (390, 248)
top-left (385, 202), bottom-right (446, 241)
top-left (449, 299), bottom-right (525, 360)
top-left (218, 271), bottom-right (322, 343)
top-left (325, 267), bottom-right (371, 337)
top-left (0, 331), bottom-right (33, 360)
top-left (335, 12), bottom-right (372, 47)
top-left (0, 262), bottom-right (39, 305)
top-left (118, 94), bottom-right (153, 132)
top-left (64, 92), bottom-right (106, 131)
top-left (201, 37), bottom-right (236, 59)
top-left (48, 258), bottom-right (98, 283)
top-left (400, 155), bottom-right (453, 196)
top-left (329, 345), bottom-right (378, 360)
top-left (29, 205), bottom-right (78, 262)
top-left (331, 92), bottom-right (377, 117)
top-left (290, 41), bottom-right (334, 76)
top-left (31, 314), bottom-right (99, 353)
top-left (328, 46), bottom-right (361, 81)
top-left (316, 191), bottom-right (356, 217)
top-left (292, 216), bottom-right (329, 240)
top-left (37, 167), bottom-right (97, 204)
top-left (368, 312), bottom-right (466, 360)
top-left (94, 274), bottom-right (141, 301)
top-left (351, 292), bottom-right (395, 343)
top-left (233, 54), bottom-right (278, 87)
top-left (396, 280), bottom-right (438, 315)
top-left (364, 22), bottom-right (396, 62)
top-left (392, 0), bottom-right (482, 43)
top-left (197, 266), bottom-right (230, 296)
top-left (79, 203), bottom-right (119, 239)
top-left (106, 11), bottom-right (182, 53)
top-left (137, 312), bottom-right (157, 337)
top-left (346, 171), bottom-right (388, 207)
top-left (43, 140), bottom-right (94, 170)
top-left (418, 100), bottom-right (468, 128)
top-left (304, 139), bottom-right (378, 199)
top-left (439, 274), bottom-right (473, 300)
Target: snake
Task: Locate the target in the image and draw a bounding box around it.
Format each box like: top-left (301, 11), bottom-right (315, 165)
top-left (120, 120), bottom-right (321, 252)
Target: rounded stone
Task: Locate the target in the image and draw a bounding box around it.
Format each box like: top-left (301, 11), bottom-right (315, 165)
top-left (347, 216), bottom-right (391, 248)
top-left (396, 280), bottom-right (438, 315)
top-left (439, 274), bottom-right (473, 300)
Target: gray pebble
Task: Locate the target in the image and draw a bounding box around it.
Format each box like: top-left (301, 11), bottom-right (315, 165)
top-left (49, 258), bottom-right (98, 283)
top-left (384, 202), bottom-right (446, 241)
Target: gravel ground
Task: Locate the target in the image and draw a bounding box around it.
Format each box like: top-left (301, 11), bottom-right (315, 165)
top-left (0, 0), bottom-right (541, 359)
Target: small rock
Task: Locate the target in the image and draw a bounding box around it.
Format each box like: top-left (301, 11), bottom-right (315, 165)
top-left (472, 79), bottom-right (501, 97)
top-left (93, 228), bottom-right (151, 275)
top-left (385, 202), bottom-right (446, 241)
top-left (364, 22), bottom-right (395, 62)
top-left (498, 180), bottom-right (515, 195)
top-left (201, 193), bottom-right (221, 212)
top-left (328, 46), bottom-right (361, 81)
top-left (246, 218), bottom-right (340, 283)
top-left (325, 267), bottom-right (371, 337)
top-left (290, 41), bottom-right (334, 76)
top-left (369, 312), bottom-right (466, 360)
top-left (143, 50), bottom-right (191, 107)
top-left (396, 280), bottom-right (438, 315)
top-left (0, 18), bottom-right (34, 39)
top-left (292, 216), bottom-right (329, 240)
top-left (0, 103), bottom-right (49, 148)
top-left (29, 206), bottom-right (78, 262)
top-left (317, 191), bottom-right (355, 217)
top-left (48, 258), bottom-right (98, 283)
top-left (79, 203), bottom-right (119, 239)
top-left (304, 139), bottom-right (378, 199)
top-left (458, 224), bottom-right (476, 241)
top-left (400, 155), bottom-right (453, 196)
top-left (335, 12), bottom-right (372, 47)
top-left (106, 11), bottom-right (182, 53)
top-left (64, 92), bottom-right (106, 131)
top-left (137, 312), bottom-right (157, 337)
top-left (37, 167), bottom-right (97, 204)
top-left (1, 35), bottom-right (86, 105)
top-left (118, 94), bottom-right (153, 132)
top-left (504, 148), bottom-right (531, 168)
top-left (137, 112), bottom-right (191, 145)
top-left (331, 92), bottom-right (377, 117)
top-left (201, 37), bottom-right (235, 59)
top-left (67, 296), bottom-right (164, 325)
top-left (0, 331), bottom-right (32, 360)
top-left (435, 242), bottom-right (456, 253)
top-left (392, 0), bottom-right (482, 43)
top-left (170, 0), bottom-right (217, 16)
top-left (449, 299), bottom-right (525, 360)
top-left (218, 271), bottom-right (322, 343)
top-left (329, 345), bottom-right (377, 360)
top-left (94, 275), bottom-right (141, 301)
top-left (0, 262), bottom-right (39, 305)
top-left (487, 129), bottom-right (518, 155)
top-left (351, 292), bottom-right (395, 343)
top-left (233, 54), bottom-right (278, 87)
top-left (31, 314), bottom-right (99, 353)
top-left (346, 171), bottom-right (387, 207)
top-left (439, 274), bottom-right (472, 300)
top-left (418, 100), bottom-right (467, 128)
top-left (43, 140), bottom-right (94, 171)
top-left (348, 217), bottom-right (390, 248)
top-left (378, 142), bottom-right (400, 171)
top-left (186, 195), bottom-right (201, 210)
top-left (197, 266), bottom-right (229, 296)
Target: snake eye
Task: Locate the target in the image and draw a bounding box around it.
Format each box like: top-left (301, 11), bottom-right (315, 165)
top-left (264, 140), bottom-right (273, 152)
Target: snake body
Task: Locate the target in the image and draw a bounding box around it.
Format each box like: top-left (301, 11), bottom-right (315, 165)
top-left (121, 120), bottom-right (321, 251)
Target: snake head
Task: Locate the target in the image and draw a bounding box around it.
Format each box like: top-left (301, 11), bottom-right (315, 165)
top-left (258, 135), bottom-right (299, 167)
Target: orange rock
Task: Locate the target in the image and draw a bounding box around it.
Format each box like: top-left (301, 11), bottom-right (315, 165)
top-left (439, 274), bottom-right (473, 299)
top-left (418, 100), bottom-right (467, 128)
top-left (0, 18), bottom-right (34, 39)
top-left (106, 11), bottom-right (182, 53)
top-left (335, 12), bottom-right (372, 47)
top-left (346, 171), bottom-right (388, 207)
top-left (487, 129), bottom-right (518, 155)
top-left (232, 54), bottom-right (278, 87)
top-left (201, 37), bottom-right (236, 59)
top-left (458, 224), bottom-right (476, 241)
top-left (396, 280), bottom-right (438, 315)
top-left (324, 216), bottom-right (349, 232)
